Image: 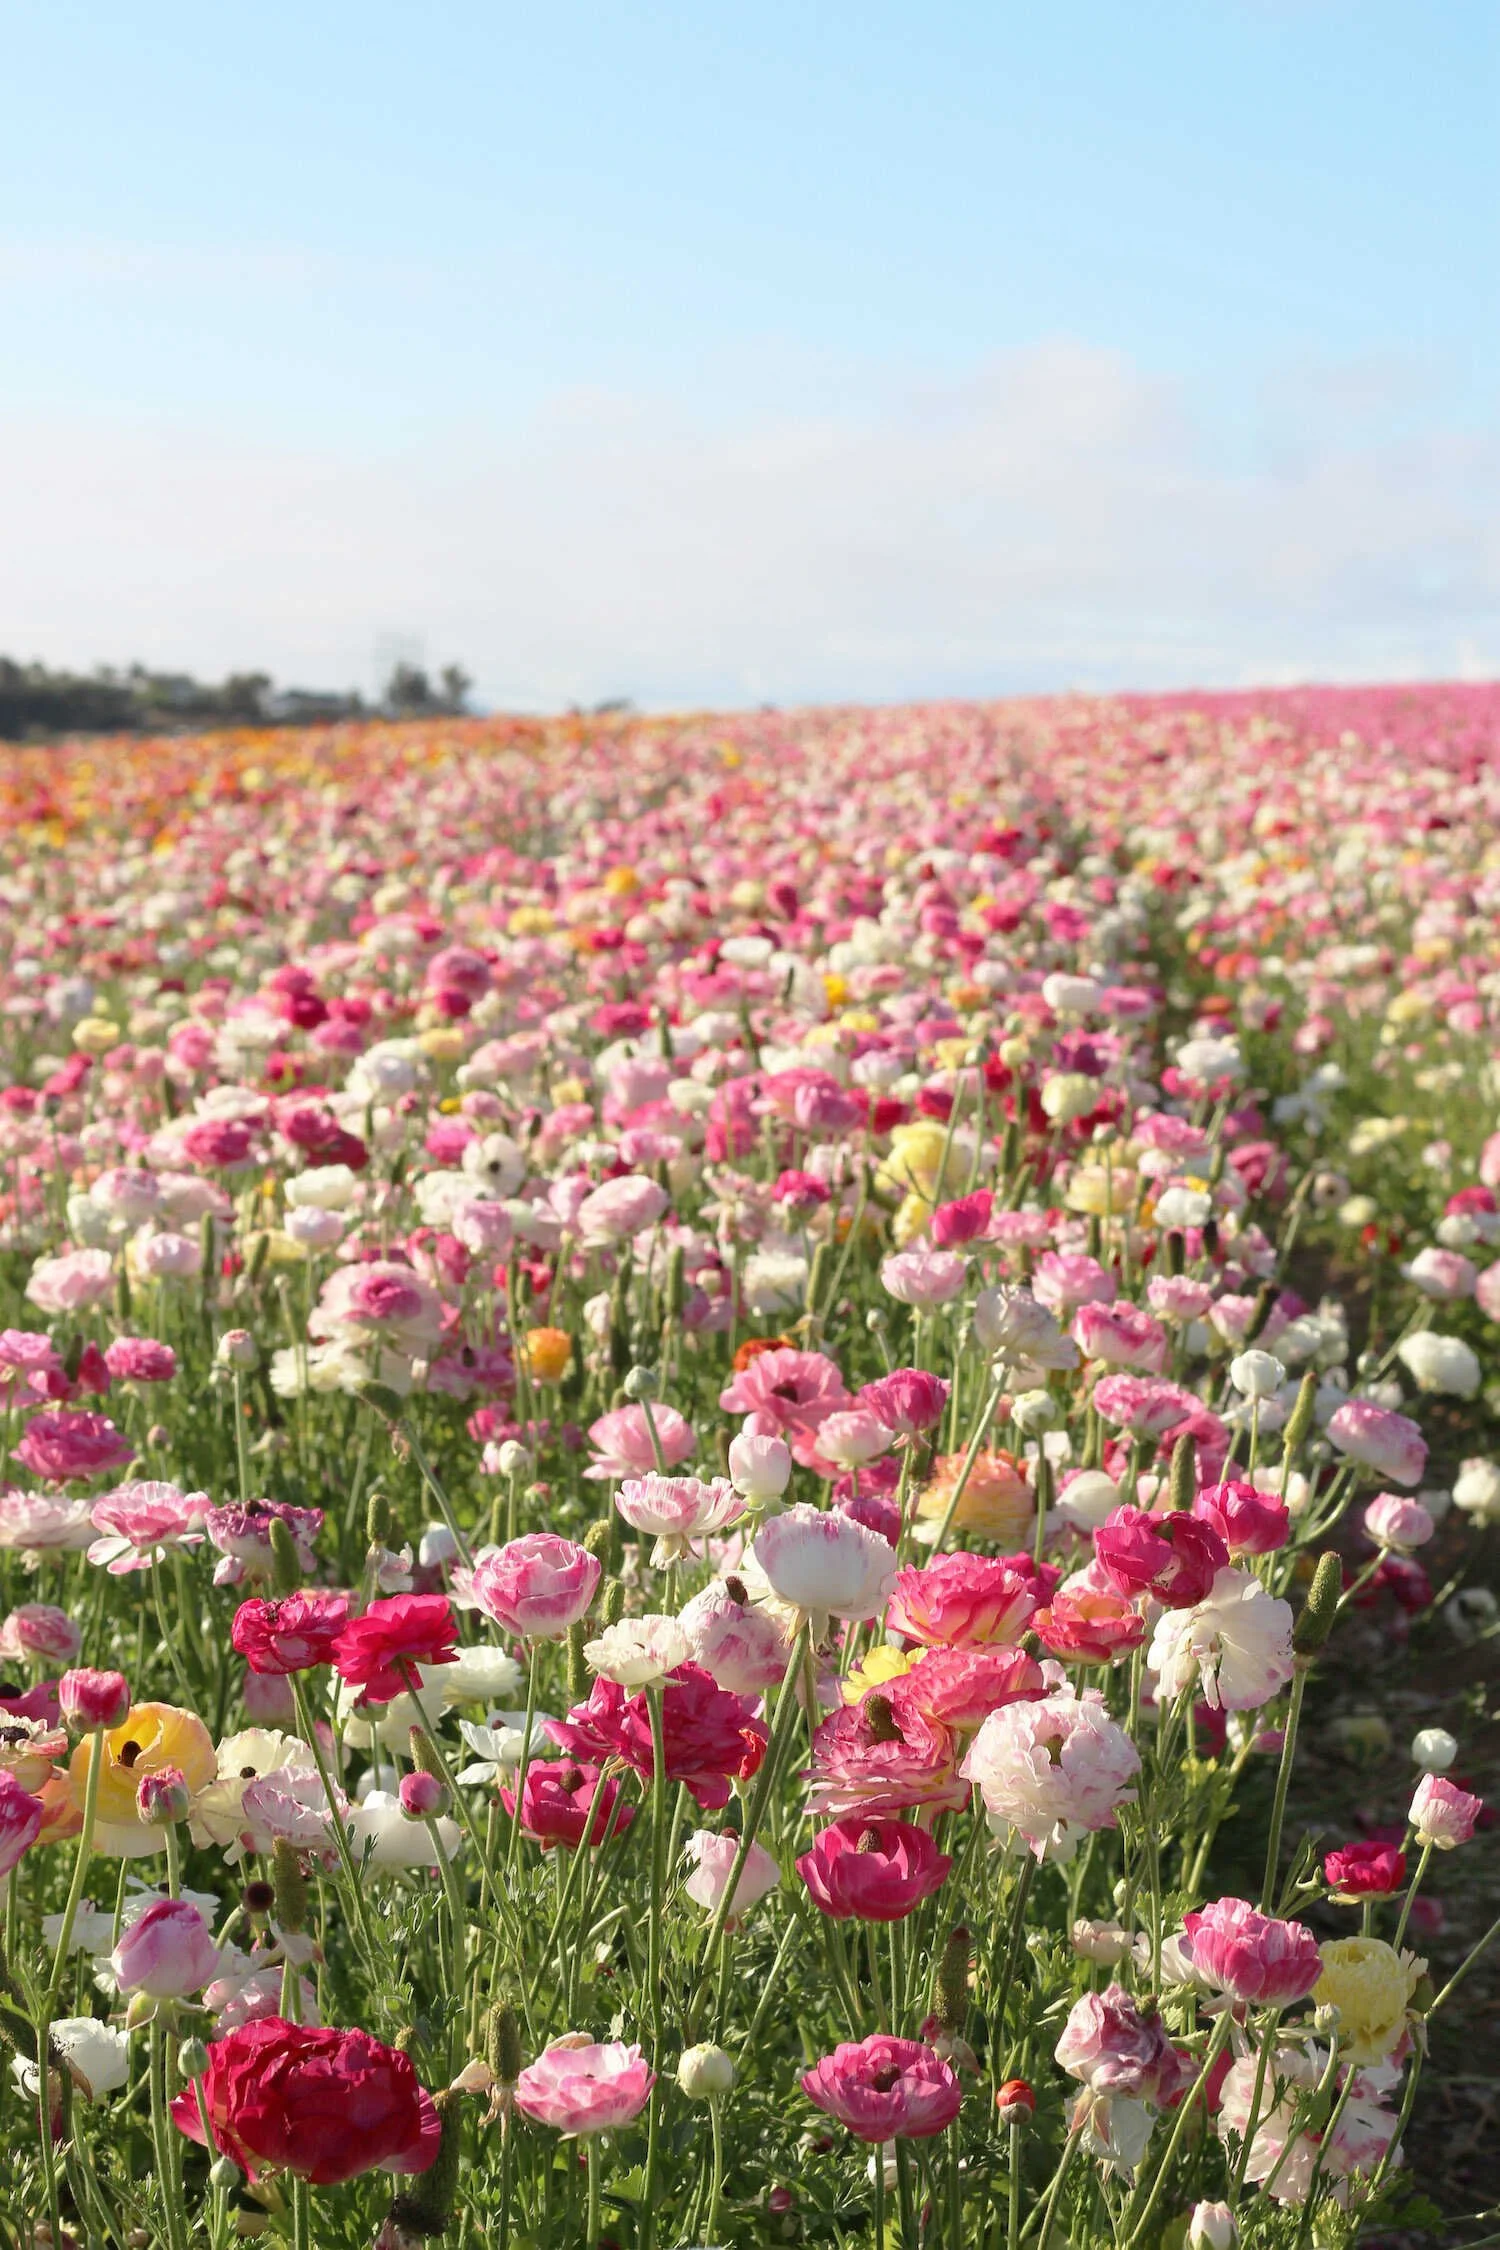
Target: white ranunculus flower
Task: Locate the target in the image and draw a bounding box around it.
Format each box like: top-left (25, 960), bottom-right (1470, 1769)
top-left (1396, 1330), bottom-right (1480, 1398)
top-left (1148, 1567), bottom-right (1294, 1712)
top-left (584, 1614), bottom-right (692, 1688)
top-left (750, 1504), bottom-right (894, 1625)
top-left (1453, 1456), bottom-right (1500, 1525)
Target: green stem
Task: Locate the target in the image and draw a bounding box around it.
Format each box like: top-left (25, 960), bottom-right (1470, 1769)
top-left (1392, 1837), bottom-right (1433, 1949)
top-left (1260, 1664), bottom-right (1308, 1910)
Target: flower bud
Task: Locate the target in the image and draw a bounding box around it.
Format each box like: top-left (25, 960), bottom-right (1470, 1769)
top-left (1188, 2204), bottom-right (1237, 2250)
top-left (208, 2155), bottom-right (242, 2190)
top-left (622, 1365), bottom-right (660, 1400)
top-left (399, 1770), bottom-right (448, 1821)
top-left (267, 1516), bottom-right (303, 1596)
top-left (271, 1835), bottom-right (308, 1934)
top-left (136, 1765), bottom-right (190, 1825)
top-left (995, 2078), bottom-right (1036, 2117)
top-left (1167, 1432), bottom-right (1197, 1513)
top-left (1229, 1349), bottom-right (1286, 1400)
top-left (1008, 1390), bottom-right (1058, 1435)
top-left (58, 1667), bottom-right (131, 1731)
top-left (215, 1329), bottom-right (259, 1371)
top-left (1411, 1726), bottom-right (1458, 1772)
top-left (728, 1430), bottom-right (793, 1501)
top-left (496, 1440), bottom-right (533, 1479)
top-left (677, 2043), bottom-right (735, 2099)
top-left (485, 2000), bottom-right (523, 2087)
top-left (178, 2037), bottom-right (211, 2080)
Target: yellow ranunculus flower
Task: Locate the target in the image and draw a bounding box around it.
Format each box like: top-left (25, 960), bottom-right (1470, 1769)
top-left (507, 905), bottom-right (556, 936)
top-left (1064, 1166), bottom-right (1138, 1218)
top-left (418, 1026), bottom-right (467, 1064)
top-left (823, 973), bottom-right (850, 1008)
top-left (843, 1645), bottom-right (913, 1703)
top-left (72, 1017), bottom-right (122, 1055)
top-left (70, 1703), bottom-right (217, 1858)
top-left (1313, 1937), bottom-right (1424, 2066)
top-left (603, 865), bottom-right (640, 896)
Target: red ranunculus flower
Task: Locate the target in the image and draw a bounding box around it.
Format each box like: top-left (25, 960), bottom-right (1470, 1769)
top-left (232, 1593), bottom-right (351, 1676)
top-left (331, 1594), bottom-right (458, 1704)
top-left (171, 2016), bottom-right (440, 2184)
top-left (545, 1662), bottom-right (766, 1811)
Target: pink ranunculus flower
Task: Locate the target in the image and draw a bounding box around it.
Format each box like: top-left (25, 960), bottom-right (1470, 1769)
top-left (1362, 1494), bottom-right (1435, 1551)
top-left (681, 1829), bottom-right (782, 1921)
top-left (311, 1260), bottom-right (445, 1353)
top-left (887, 1551), bottom-right (1053, 1649)
top-left (726, 1430), bottom-right (792, 1501)
top-left (15, 1411), bottom-right (135, 1487)
top-left (514, 2037), bottom-right (656, 2136)
top-left (576, 1175), bottom-right (670, 1243)
top-left (796, 1815), bottom-right (952, 1922)
top-left (1054, 1985), bottom-right (1193, 2103)
top-left (1145, 1275), bottom-right (1215, 1324)
top-left (805, 1685), bottom-right (969, 1820)
top-left (1410, 1772), bottom-right (1482, 1849)
top-left (718, 1347), bottom-right (850, 1445)
top-left (1090, 1375), bottom-right (1202, 1439)
top-left (102, 1337), bottom-right (178, 1384)
top-left (1402, 1246), bottom-right (1476, 1301)
top-left (1032, 1581), bottom-right (1146, 1665)
top-left (880, 1249), bottom-right (969, 1307)
top-left (1033, 1251), bottom-right (1117, 1320)
top-left (1327, 1401), bottom-right (1428, 1487)
top-left (0, 1602), bottom-right (81, 1666)
top-left (584, 1403), bottom-right (695, 1480)
top-left (1323, 1841), bottom-right (1407, 1900)
top-left (0, 1329), bottom-right (67, 1405)
top-left (676, 1579), bottom-right (792, 1694)
top-left (1192, 1480), bottom-right (1289, 1556)
top-left (111, 1897), bottom-right (220, 1999)
top-left (856, 1369), bottom-right (950, 1438)
top-left (1180, 1897), bottom-right (1322, 2005)
top-left (1094, 1506), bottom-right (1228, 1610)
top-left (87, 1483), bottom-right (209, 1574)
top-left (812, 1410), bottom-right (895, 1472)
top-left (960, 1684), bottom-right (1140, 1861)
top-left (802, 2033), bottom-right (962, 2141)
top-left (1073, 1301), bottom-right (1169, 1373)
top-left (750, 1504), bottom-right (895, 1624)
top-left (24, 1248), bottom-right (116, 1316)
top-left (205, 1500), bottom-right (324, 1587)
top-left (900, 1645), bottom-right (1046, 1732)
top-left (1148, 1567), bottom-right (1294, 1711)
top-left (470, 1534), bottom-right (602, 1639)
top-left (614, 1474), bottom-right (745, 1565)
top-left (0, 1769), bottom-right (45, 1876)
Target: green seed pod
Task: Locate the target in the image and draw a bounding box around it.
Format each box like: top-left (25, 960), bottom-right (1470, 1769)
top-left (267, 1516), bottom-right (302, 1596)
top-left (806, 1240), bottom-right (831, 1317)
top-left (1086, 1214), bottom-right (1103, 1261)
top-left (199, 1211), bottom-right (217, 1282)
top-left (115, 1268), bottom-right (133, 1323)
top-left (178, 2037), bottom-right (210, 2081)
top-left (1167, 1433), bottom-right (1197, 1513)
top-left (566, 1618), bottom-right (588, 1704)
top-left (583, 1517), bottom-right (614, 1565)
top-left (271, 1836), bottom-right (307, 1934)
top-left (1243, 1282), bottom-right (1279, 1344)
top-left (999, 1119), bottom-right (1019, 1178)
top-left (600, 1577), bottom-right (626, 1629)
top-left (1292, 1550), bottom-right (1344, 1657)
top-left (246, 1230), bottom-right (270, 1286)
top-left (1032, 1452), bottom-right (1054, 1516)
top-left (937, 1925), bottom-right (971, 2034)
top-left (408, 1726), bottom-right (446, 1782)
top-left (664, 1242), bottom-right (686, 1322)
top-left (1166, 1228), bottom-right (1185, 1276)
top-left (366, 1489), bottom-right (393, 1547)
top-left (487, 2000), bottom-right (523, 2087)
top-left (386, 2088), bottom-right (463, 2237)
top-left (864, 1695), bottom-right (901, 1744)
top-left (1281, 1370), bottom-right (1318, 1459)
top-left (356, 1380), bottom-right (406, 1421)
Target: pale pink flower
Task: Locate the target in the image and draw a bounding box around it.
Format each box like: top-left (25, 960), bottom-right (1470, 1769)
top-left (813, 1411), bottom-right (895, 1471)
top-left (576, 1175), bottom-right (670, 1242)
top-left (0, 1603), bottom-right (81, 1666)
top-left (110, 1898), bottom-right (220, 1998)
top-left (1362, 1494), bottom-right (1434, 1551)
top-left (515, 2036), bottom-right (656, 2136)
top-left (880, 1250), bottom-right (968, 1307)
top-left (1409, 1772), bottom-right (1482, 1849)
top-left (311, 1259), bottom-right (445, 1353)
top-left (1180, 1897), bottom-right (1322, 2005)
top-left (1073, 1301), bottom-right (1169, 1373)
top-left (24, 1248), bottom-right (116, 1316)
top-left (726, 1430), bottom-right (792, 1500)
top-left (1402, 1247), bottom-right (1476, 1300)
top-left (614, 1474), bottom-right (745, 1564)
top-left (87, 1483), bottom-right (209, 1574)
top-left (585, 1403), bottom-right (695, 1480)
top-left (2, 1493), bottom-right (94, 1557)
top-left (1034, 1252), bottom-right (1117, 1319)
top-left (961, 1684), bottom-right (1140, 1861)
top-left (1328, 1401), bottom-right (1428, 1486)
top-left (1148, 1567), bottom-right (1294, 1712)
top-left (677, 1579), bottom-right (792, 1694)
top-left (681, 1829), bottom-right (781, 1920)
top-left (470, 1534), bottom-right (601, 1639)
top-left (750, 1504), bottom-right (894, 1623)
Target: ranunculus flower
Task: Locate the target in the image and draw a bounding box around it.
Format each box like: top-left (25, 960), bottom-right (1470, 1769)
top-left (1054, 1984), bottom-right (1193, 2104)
top-left (500, 1760), bottom-right (633, 1849)
top-left (1409, 1771), bottom-right (1482, 1849)
top-left (856, 1369), bottom-right (950, 1437)
top-left (899, 1645), bottom-right (1046, 1731)
top-left (961, 1685), bottom-right (1140, 1862)
top-left (751, 1505), bottom-right (895, 1625)
top-left (1362, 1493), bottom-right (1434, 1551)
top-left (0, 1769), bottom-right (45, 1877)
top-left (68, 1703), bottom-right (216, 1857)
top-left (1313, 1937), bottom-right (1424, 2065)
top-left (677, 1579), bottom-right (792, 1694)
top-left (880, 1249), bottom-right (968, 1306)
top-left (806, 1685), bottom-right (969, 1821)
top-left (797, 1816), bottom-right (952, 1922)
top-left (172, 2017), bottom-right (440, 2182)
top-left (576, 1175), bottom-right (670, 1243)
top-left (1094, 1507), bottom-right (1228, 1610)
top-left (1192, 1481), bottom-right (1289, 1556)
top-left (802, 2034), bottom-right (962, 2141)
top-left (584, 1614), bottom-right (692, 1687)
top-left (1073, 1301), bottom-right (1169, 1372)
top-left (1324, 1841), bottom-right (1407, 1900)
top-left (111, 1897), bottom-right (219, 1998)
top-left (0, 1602), bottom-right (81, 1666)
top-left (886, 1552), bottom-right (1047, 1648)
top-left (331, 1594), bottom-right (458, 1704)
top-left (1033, 1579), bottom-right (1146, 1664)
top-left (87, 1481), bottom-right (208, 1573)
top-left (205, 1500), bottom-right (323, 1587)
top-left (726, 1430), bottom-right (793, 1501)
top-left (102, 1337), bottom-right (177, 1384)
top-left (614, 1473), bottom-right (745, 1564)
top-left (585, 1403), bottom-right (695, 1479)
top-left (1148, 1567), bottom-right (1294, 1711)
top-left (25, 1248), bottom-right (116, 1316)
top-left (1327, 1401), bottom-right (1428, 1486)
top-left (17, 1412), bottom-right (135, 1487)
top-left (515, 2036), bottom-right (655, 2136)
top-left (471, 1534), bottom-right (602, 1639)
top-left (1180, 1897), bottom-right (1322, 2006)
top-left (681, 1829), bottom-right (781, 1921)
top-left (718, 1347), bottom-right (850, 1450)
top-left (232, 1593), bottom-right (351, 1676)
top-left (1395, 1330), bottom-right (1480, 1399)
top-left (547, 1664), bottom-right (767, 1811)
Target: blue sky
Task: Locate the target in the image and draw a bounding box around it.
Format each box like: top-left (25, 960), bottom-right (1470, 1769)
top-left (2, 2), bottom-right (1495, 708)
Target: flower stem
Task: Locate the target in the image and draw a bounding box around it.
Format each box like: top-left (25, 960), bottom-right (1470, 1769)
top-left (1260, 1663), bottom-right (1308, 1910)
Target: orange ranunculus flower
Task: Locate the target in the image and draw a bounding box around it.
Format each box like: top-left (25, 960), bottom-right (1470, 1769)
top-left (69, 1703), bottom-right (216, 1858)
top-left (521, 1327), bottom-right (574, 1385)
top-left (35, 1769), bottom-right (84, 1848)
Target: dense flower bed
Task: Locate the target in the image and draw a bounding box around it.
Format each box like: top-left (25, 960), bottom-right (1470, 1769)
top-left (0, 683), bottom-right (1497, 2248)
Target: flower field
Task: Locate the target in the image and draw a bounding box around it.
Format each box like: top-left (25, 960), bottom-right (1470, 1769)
top-left (1, 681), bottom-right (1498, 2249)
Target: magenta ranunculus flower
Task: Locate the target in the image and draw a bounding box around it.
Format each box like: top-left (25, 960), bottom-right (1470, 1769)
top-left (801, 2033), bottom-right (962, 2141)
top-left (547, 1663), bottom-right (767, 1811)
top-left (1324, 1841), bottom-right (1407, 1899)
top-left (102, 1337), bottom-right (178, 1384)
top-left (1410, 1772), bottom-right (1483, 1849)
top-left (16, 1411), bottom-right (135, 1487)
top-left (1094, 1506), bottom-right (1228, 1610)
top-left (0, 1602), bottom-right (81, 1666)
top-left (1327, 1401), bottom-right (1428, 1487)
top-left (797, 1815), bottom-right (952, 1922)
top-left (470, 1533), bottom-right (601, 1639)
top-left (232, 1593), bottom-right (351, 1675)
top-left (806, 1685), bottom-right (970, 1821)
top-left (58, 1667), bottom-right (131, 1729)
top-left (515, 2036), bottom-right (655, 2136)
top-left (500, 1761), bottom-right (634, 1850)
top-left (1193, 1480), bottom-right (1290, 1556)
top-left (1180, 1897), bottom-right (1322, 2005)
top-left (856, 1368), bottom-right (950, 1437)
top-left (0, 1769), bottom-right (45, 1877)
top-left (886, 1552), bottom-right (1047, 1648)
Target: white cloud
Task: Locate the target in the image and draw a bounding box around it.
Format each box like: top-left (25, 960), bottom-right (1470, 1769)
top-left (1, 341), bottom-right (1495, 707)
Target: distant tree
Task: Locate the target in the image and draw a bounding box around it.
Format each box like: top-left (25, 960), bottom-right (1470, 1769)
top-left (439, 664), bottom-right (472, 712)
